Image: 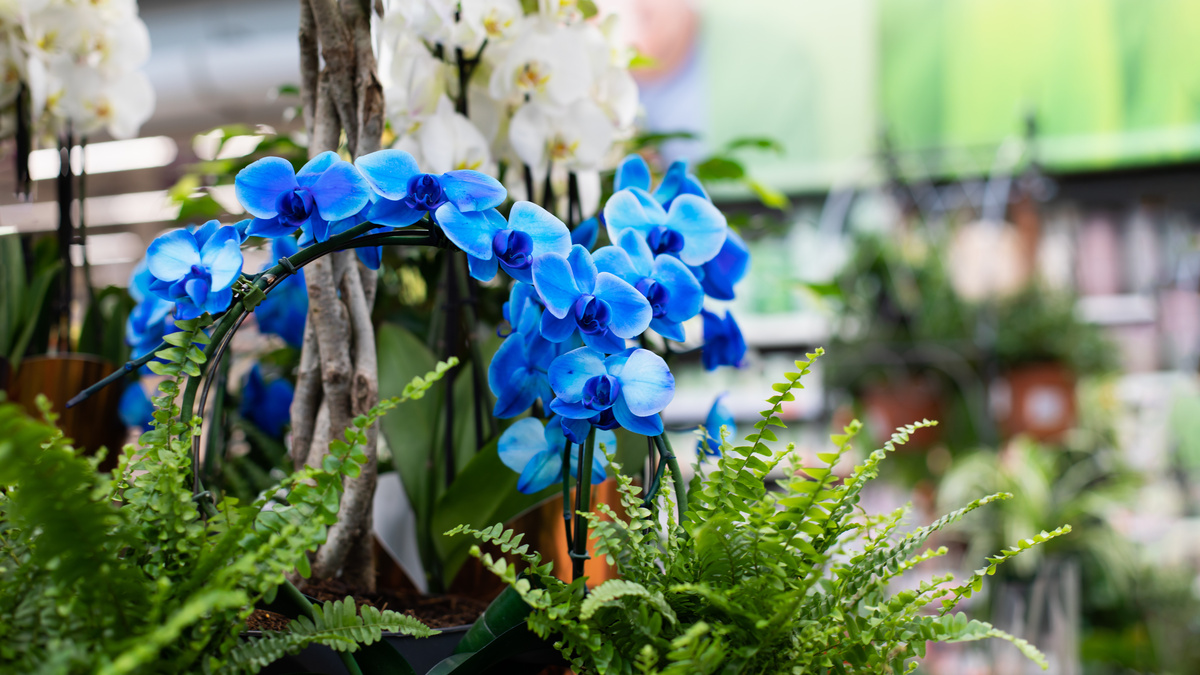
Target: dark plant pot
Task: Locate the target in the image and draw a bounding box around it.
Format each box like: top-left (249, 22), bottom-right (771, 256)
top-left (1001, 362), bottom-right (1076, 442)
top-left (11, 354), bottom-right (125, 467)
top-left (0, 355), bottom-right (11, 396)
top-left (861, 376), bottom-right (944, 450)
top-left (255, 624), bottom-right (471, 675)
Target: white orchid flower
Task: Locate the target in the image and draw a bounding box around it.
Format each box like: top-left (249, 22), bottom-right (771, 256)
top-left (509, 98), bottom-right (614, 173)
top-left (487, 19), bottom-right (592, 107)
top-left (381, 34), bottom-right (445, 135)
top-left (395, 95), bottom-right (494, 175)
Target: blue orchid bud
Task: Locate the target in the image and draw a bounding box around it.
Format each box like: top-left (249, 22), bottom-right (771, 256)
top-left (699, 394), bottom-right (736, 457)
top-left (697, 228), bottom-right (750, 301)
top-left (240, 365), bottom-right (294, 439)
top-left (236, 151), bottom-right (373, 244)
top-left (255, 236), bottom-right (307, 348)
top-left (497, 415), bottom-right (614, 494)
top-left (547, 347), bottom-right (674, 436)
top-left (118, 382), bottom-right (155, 430)
top-left (700, 308), bottom-right (747, 371)
top-left (532, 245), bottom-right (651, 353)
top-left (145, 220), bottom-right (244, 320)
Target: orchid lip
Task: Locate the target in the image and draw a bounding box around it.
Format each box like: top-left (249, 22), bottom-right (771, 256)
top-left (647, 226), bottom-right (685, 256)
top-left (493, 229), bottom-right (534, 270)
top-left (572, 295), bottom-right (612, 336)
top-left (582, 374), bottom-right (620, 411)
top-left (406, 173), bottom-right (446, 211)
top-left (635, 277), bottom-right (669, 319)
top-left (276, 188), bottom-right (315, 225)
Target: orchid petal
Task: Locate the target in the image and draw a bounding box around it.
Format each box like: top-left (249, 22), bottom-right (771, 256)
top-left (310, 161), bottom-right (372, 221)
top-left (592, 245), bottom-right (639, 286)
top-left (539, 310), bottom-right (577, 342)
top-left (354, 149), bottom-right (420, 200)
top-left (517, 447), bottom-right (563, 494)
top-left (235, 157), bottom-right (298, 219)
top-left (581, 329), bottom-right (626, 354)
top-left (615, 154), bottom-right (651, 192)
top-left (667, 195), bottom-right (727, 266)
top-left (613, 399), bottom-right (663, 436)
top-left (468, 253), bottom-right (499, 282)
top-left (146, 230), bottom-right (200, 281)
top-left (548, 347), bottom-right (607, 402)
top-left (603, 188), bottom-right (666, 243)
top-left (508, 202), bottom-right (571, 257)
top-left (203, 285), bottom-right (233, 316)
top-left (593, 272), bottom-right (651, 338)
top-left (617, 229), bottom-right (655, 276)
top-left (653, 254), bottom-right (704, 322)
top-left (571, 217), bottom-right (599, 250)
top-left (297, 151), bottom-right (340, 182)
top-left (368, 198), bottom-right (425, 228)
top-left (567, 245), bottom-right (597, 294)
top-left (614, 348), bottom-right (674, 416)
top-left (650, 317), bottom-right (686, 342)
top-left (532, 253), bottom-right (581, 319)
top-left (434, 204), bottom-right (501, 259)
top-left (440, 170), bottom-right (506, 212)
top-left (549, 398), bottom-right (596, 419)
top-left (560, 416), bottom-right (591, 444)
top-left (498, 417), bottom-right (548, 473)
top-left (246, 216), bottom-right (296, 239)
top-left (200, 234), bottom-right (244, 291)
top-left (701, 228), bottom-right (750, 300)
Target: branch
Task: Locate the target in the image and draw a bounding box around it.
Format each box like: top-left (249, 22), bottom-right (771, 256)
top-left (298, 0), bottom-right (319, 141)
top-left (303, 254), bottom-right (353, 460)
top-left (290, 317), bottom-right (322, 471)
top-left (307, 0), bottom-right (359, 153)
top-left (340, 0), bottom-right (383, 155)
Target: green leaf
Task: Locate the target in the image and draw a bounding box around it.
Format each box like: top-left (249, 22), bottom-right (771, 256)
top-left (694, 156), bottom-right (746, 181)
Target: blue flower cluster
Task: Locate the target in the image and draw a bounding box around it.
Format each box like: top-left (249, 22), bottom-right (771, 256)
top-left (490, 154), bottom-right (751, 492)
top-left (123, 148), bottom-right (751, 491)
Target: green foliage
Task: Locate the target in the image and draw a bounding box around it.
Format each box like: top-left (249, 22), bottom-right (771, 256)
top-left (992, 284), bottom-right (1119, 376)
top-left (0, 232), bottom-right (62, 367)
top-left (452, 350), bottom-right (1071, 674)
top-left (76, 285), bottom-right (136, 366)
top-left (0, 324), bottom-right (453, 674)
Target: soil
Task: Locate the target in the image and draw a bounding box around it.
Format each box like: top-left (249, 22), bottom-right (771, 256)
top-left (245, 577), bottom-right (489, 632)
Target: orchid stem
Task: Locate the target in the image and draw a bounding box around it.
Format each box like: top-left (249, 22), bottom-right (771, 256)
top-left (571, 428), bottom-right (596, 581)
top-left (654, 433), bottom-right (688, 529)
top-left (561, 437), bottom-right (573, 551)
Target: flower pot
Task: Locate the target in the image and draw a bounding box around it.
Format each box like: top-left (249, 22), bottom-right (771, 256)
top-left (0, 356), bottom-right (11, 396)
top-left (1000, 363), bottom-right (1076, 442)
top-left (255, 625), bottom-right (471, 675)
top-left (10, 354), bottom-right (125, 467)
top-left (860, 376), bottom-right (943, 450)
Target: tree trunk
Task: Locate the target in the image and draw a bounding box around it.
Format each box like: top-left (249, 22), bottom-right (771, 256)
top-left (290, 0), bottom-right (384, 591)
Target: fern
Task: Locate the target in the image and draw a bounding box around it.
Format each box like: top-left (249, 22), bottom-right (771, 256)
top-left (0, 321), bottom-right (456, 675)
top-left (451, 351), bottom-right (1070, 673)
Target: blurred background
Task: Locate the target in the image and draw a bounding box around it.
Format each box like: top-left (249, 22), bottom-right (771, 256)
top-left (5, 0), bottom-right (1200, 672)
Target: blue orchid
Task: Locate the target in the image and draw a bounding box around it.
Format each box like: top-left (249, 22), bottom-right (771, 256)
top-left (498, 416), bottom-right (613, 494)
top-left (548, 346), bottom-right (674, 437)
top-left (696, 228), bottom-right (750, 301)
top-left (146, 220), bottom-right (244, 320)
top-left (236, 151), bottom-right (373, 244)
top-left (125, 259), bottom-right (177, 360)
top-left (501, 282), bottom-right (544, 337)
top-left (699, 394), bottom-right (736, 457)
top-left (614, 154), bottom-right (709, 210)
top-left (118, 382), bottom-right (155, 430)
top-left (240, 365), bottom-right (294, 439)
top-left (531, 245), bottom-right (652, 353)
top-left (571, 217), bottom-right (599, 250)
top-left (458, 202), bottom-right (572, 283)
top-left (353, 149), bottom-right (507, 256)
top-left (489, 328), bottom-right (579, 419)
top-left (603, 187), bottom-right (726, 267)
top-left (255, 237), bottom-right (307, 348)
top-left (594, 229), bottom-right (703, 342)
top-left (700, 308), bottom-right (747, 371)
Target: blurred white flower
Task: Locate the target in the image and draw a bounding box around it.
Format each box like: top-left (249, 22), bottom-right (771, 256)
top-left (381, 33), bottom-right (445, 134)
top-left (395, 95), bottom-right (494, 175)
top-left (487, 19), bottom-right (591, 106)
top-left (509, 98), bottom-right (613, 173)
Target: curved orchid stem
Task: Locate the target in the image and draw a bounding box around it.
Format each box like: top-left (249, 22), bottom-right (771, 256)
top-left (654, 433), bottom-right (688, 529)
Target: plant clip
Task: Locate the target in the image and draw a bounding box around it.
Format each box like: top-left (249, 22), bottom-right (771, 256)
top-left (277, 256), bottom-right (297, 276)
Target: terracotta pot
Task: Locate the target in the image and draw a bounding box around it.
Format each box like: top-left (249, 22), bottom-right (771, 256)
top-left (860, 377), bottom-right (944, 450)
top-left (11, 354), bottom-right (126, 466)
top-left (1001, 363), bottom-right (1076, 442)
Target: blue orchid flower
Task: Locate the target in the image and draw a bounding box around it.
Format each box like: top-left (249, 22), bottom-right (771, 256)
top-left (489, 328), bottom-right (579, 419)
top-left (571, 217), bottom-right (599, 250)
top-left (241, 365), bottom-right (294, 439)
top-left (501, 282), bottom-right (544, 337)
top-left (353, 149), bottom-right (507, 257)
top-left (498, 416), bottom-right (613, 494)
top-left (125, 259), bottom-right (177, 361)
top-left (603, 187), bottom-right (726, 267)
top-left (594, 229), bottom-right (703, 342)
top-left (614, 154), bottom-right (709, 211)
top-left (699, 394), bottom-right (736, 457)
top-left (118, 382), bottom-right (155, 430)
top-left (457, 202), bottom-right (571, 283)
top-left (696, 228), bottom-right (750, 301)
top-left (532, 245), bottom-right (652, 353)
top-left (547, 346), bottom-right (674, 437)
top-left (146, 220), bottom-right (244, 320)
top-left (256, 237), bottom-right (307, 348)
top-left (236, 151), bottom-right (373, 244)
top-left (700, 308), bottom-right (747, 371)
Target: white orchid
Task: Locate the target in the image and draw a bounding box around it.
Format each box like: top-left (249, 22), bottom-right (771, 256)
top-left (509, 98), bottom-right (613, 173)
top-left (487, 19), bottom-right (592, 107)
top-left (394, 95), bottom-right (494, 175)
top-left (381, 33), bottom-right (445, 135)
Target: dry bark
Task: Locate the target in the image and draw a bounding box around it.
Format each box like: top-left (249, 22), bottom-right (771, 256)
top-left (290, 0), bottom-right (385, 591)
